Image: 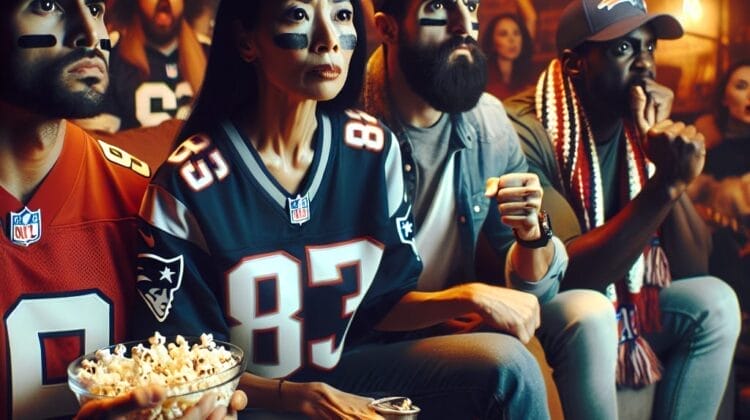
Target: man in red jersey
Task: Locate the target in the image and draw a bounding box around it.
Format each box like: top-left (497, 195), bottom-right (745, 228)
top-left (0, 1), bottom-right (243, 418)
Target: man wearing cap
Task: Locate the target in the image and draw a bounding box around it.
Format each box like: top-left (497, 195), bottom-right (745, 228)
top-left (506, 0), bottom-right (740, 418)
top-left (363, 1), bottom-right (621, 419)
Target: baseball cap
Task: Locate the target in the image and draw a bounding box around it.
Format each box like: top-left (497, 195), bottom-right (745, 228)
top-left (556, 0), bottom-right (683, 54)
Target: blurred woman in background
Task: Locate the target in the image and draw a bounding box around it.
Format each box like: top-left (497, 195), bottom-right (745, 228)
top-left (481, 13), bottom-right (535, 100)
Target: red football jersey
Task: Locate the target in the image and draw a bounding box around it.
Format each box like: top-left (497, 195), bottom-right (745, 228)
top-left (0, 122), bottom-right (149, 419)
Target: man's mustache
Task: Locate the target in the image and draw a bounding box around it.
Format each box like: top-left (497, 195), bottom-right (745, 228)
top-left (444, 35), bottom-right (480, 51)
top-left (56, 48), bottom-right (108, 70)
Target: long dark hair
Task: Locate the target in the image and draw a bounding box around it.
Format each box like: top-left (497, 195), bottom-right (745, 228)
top-left (715, 58), bottom-right (750, 133)
top-left (178, 0), bottom-right (367, 141)
top-left (481, 13), bottom-right (534, 89)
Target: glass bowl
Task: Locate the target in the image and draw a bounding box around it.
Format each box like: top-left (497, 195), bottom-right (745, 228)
top-left (67, 334), bottom-right (245, 419)
top-left (370, 396), bottom-right (421, 419)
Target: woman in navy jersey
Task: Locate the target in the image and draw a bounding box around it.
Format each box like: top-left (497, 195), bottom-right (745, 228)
top-left (132, 0), bottom-right (550, 418)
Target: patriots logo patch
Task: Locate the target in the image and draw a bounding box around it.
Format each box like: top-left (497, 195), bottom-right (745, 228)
top-left (396, 205), bottom-right (419, 258)
top-left (597, 0), bottom-right (647, 12)
top-left (136, 253), bottom-right (184, 322)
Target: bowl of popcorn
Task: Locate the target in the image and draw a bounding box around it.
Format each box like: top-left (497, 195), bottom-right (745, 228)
top-left (370, 396), bottom-right (420, 419)
top-left (67, 332), bottom-right (246, 419)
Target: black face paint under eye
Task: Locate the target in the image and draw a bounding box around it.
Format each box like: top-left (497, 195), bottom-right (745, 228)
top-left (273, 33), bottom-right (309, 50)
top-left (17, 34), bottom-right (56, 48)
top-left (99, 39), bottom-right (112, 51)
top-left (339, 34), bottom-right (356, 50)
top-left (472, 22), bottom-right (479, 31)
top-left (419, 18), bottom-right (447, 26)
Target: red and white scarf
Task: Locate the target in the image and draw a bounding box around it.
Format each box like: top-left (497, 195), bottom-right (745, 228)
top-left (535, 60), bottom-right (672, 387)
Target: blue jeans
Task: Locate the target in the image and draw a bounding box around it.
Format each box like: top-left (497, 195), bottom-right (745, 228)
top-left (536, 289), bottom-right (619, 420)
top-left (645, 276), bottom-right (740, 420)
top-left (241, 332), bottom-right (549, 419)
top-left (329, 332), bottom-right (549, 419)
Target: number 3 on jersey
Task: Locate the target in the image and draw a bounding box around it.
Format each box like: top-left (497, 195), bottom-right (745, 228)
top-left (226, 239), bottom-right (384, 378)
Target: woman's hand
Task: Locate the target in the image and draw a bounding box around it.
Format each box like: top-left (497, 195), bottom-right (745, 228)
top-left (284, 381), bottom-right (383, 420)
top-left (74, 384), bottom-right (248, 420)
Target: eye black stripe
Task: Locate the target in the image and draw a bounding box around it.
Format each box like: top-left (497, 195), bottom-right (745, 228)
top-left (419, 18), bottom-right (447, 26)
top-left (273, 33), bottom-right (309, 50)
top-left (17, 34), bottom-right (57, 48)
top-left (339, 34), bottom-right (357, 50)
top-left (472, 22), bottom-right (479, 30)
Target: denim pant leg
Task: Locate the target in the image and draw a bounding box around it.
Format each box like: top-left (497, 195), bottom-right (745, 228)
top-left (327, 332), bottom-right (550, 420)
top-left (645, 276), bottom-right (740, 420)
top-left (535, 289), bottom-right (619, 420)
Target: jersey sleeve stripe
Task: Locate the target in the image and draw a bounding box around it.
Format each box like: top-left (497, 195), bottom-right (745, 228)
top-left (384, 132), bottom-right (405, 218)
top-left (139, 184), bottom-right (210, 253)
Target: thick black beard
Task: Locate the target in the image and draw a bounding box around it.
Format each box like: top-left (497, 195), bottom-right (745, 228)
top-left (0, 48), bottom-right (107, 118)
top-left (398, 35), bottom-right (487, 114)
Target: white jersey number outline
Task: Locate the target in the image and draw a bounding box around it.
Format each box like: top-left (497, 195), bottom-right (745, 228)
top-left (5, 292), bottom-right (112, 419)
top-left (135, 81), bottom-right (193, 127)
top-left (226, 239), bottom-right (384, 378)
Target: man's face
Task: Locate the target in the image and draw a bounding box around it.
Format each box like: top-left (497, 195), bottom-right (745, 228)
top-left (0, 0), bottom-right (110, 119)
top-left (577, 26), bottom-right (657, 115)
top-left (138, 0), bottom-right (184, 47)
top-left (395, 0), bottom-right (487, 113)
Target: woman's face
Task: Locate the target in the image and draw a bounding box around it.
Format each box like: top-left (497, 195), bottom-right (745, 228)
top-left (250, 0), bottom-right (357, 102)
top-left (723, 65), bottom-right (750, 126)
top-left (492, 18), bottom-right (522, 61)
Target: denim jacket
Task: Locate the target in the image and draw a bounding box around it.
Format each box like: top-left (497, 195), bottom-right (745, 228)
top-left (362, 47), bottom-right (566, 303)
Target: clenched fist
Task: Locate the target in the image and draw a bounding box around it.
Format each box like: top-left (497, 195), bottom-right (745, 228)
top-left (485, 173), bottom-right (543, 241)
top-left (630, 80), bottom-right (674, 136)
top-left (646, 119), bottom-right (706, 191)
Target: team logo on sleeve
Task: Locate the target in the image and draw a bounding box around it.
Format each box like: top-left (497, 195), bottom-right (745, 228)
top-left (288, 194), bottom-right (311, 225)
top-left (9, 207), bottom-right (42, 246)
top-left (136, 254), bottom-right (184, 322)
top-left (396, 205), bottom-right (419, 258)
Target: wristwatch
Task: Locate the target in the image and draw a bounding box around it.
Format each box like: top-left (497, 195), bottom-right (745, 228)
top-left (514, 210), bottom-right (553, 249)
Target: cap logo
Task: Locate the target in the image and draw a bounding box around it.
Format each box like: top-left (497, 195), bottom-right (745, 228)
top-left (597, 0), bottom-right (647, 12)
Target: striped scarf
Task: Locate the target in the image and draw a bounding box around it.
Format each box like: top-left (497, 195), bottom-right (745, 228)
top-left (535, 60), bottom-right (672, 387)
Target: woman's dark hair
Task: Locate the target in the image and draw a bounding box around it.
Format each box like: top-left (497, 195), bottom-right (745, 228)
top-left (715, 58), bottom-right (750, 133)
top-left (481, 13), bottom-right (534, 90)
top-left (178, 0), bottom-right (368, 141)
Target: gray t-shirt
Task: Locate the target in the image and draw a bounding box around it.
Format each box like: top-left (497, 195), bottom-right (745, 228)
top-left (406, 113), bottom-right (452, 226)
top-left (405, 114), bottom-right (464, 290)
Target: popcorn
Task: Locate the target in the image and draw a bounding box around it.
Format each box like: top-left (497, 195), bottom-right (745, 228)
top-left (71, 332), bottom-right (243, 420)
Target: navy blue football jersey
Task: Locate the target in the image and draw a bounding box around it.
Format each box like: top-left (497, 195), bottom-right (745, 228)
top-left (105, 43), bottom-right (206, 130)
top-left (132, 109), bottom-right (421, 381)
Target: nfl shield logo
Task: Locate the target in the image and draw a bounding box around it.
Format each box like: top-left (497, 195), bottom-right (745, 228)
top-left (9, 207), bottom-right (42, 246)
top-left (288, 194), bottom-right (310, 225)
top-left (166, 63), bottom-right (179, 79)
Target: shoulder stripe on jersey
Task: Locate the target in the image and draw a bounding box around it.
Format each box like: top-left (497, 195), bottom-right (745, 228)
top-left (139, 184), bottom-right (210, 253)
top-left (384, 132), bottom-right (405, 218)
top-left (221, 116), bottom-right (331, 208)
top-left (306, 115), bottom-right (331, 204)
